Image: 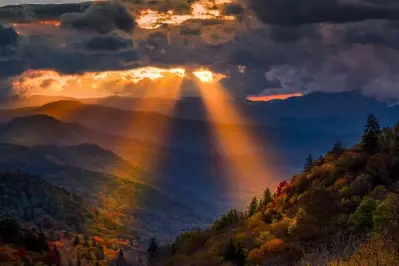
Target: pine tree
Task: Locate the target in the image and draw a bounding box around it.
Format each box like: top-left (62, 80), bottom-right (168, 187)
top-left (260, 188), bottom-right (273, 207)
top-left (171, 242), bottom-right (176, 256)
top-left (73, 236), bottom-right (80, 246)
top-left (248, 197), bottom-right (258, 217)
top-left (76, 251), bottom-right (81, 266)
top-left (37, 226), bottom-right (48, 252)
top-left (116, 249), bottom-right (127, 266)
top-left (362, 113), bottom-right (381, 154)
top-left (331, 140), bottom-right (346, 156)
top-left (223, 238), bottom-right (236, 262)
top-left (147, 237), bottom-right (158, 260)
top-left (304, 154), bottom-right (314, 172)
top-left (235, 242), bottom-right (246, 266)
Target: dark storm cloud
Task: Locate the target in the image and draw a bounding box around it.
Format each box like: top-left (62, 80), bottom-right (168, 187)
top-left (0, 2), bottom-right (91, 22)
top-left (60, 2), bottom-right (135, 34)
top-left (83, 34), bottom-right (134, 51)
top-left (0, 24), bottom-right (139, 78)
top-left (340, 20), bottom-right (399, 50)
top-left (0, 25), bottom-right (18, 46)
top-left (223, 3), bottom-right (245, 16)
top-left (249, 0), bottom-right (399, 25)
top-left (269, 25), bottom-right (321, 43)
top-left (3, 1), bottom-right (399, 101)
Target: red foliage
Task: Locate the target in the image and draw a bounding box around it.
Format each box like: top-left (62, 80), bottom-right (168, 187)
top-left (275, 181), bottom-right (288, 198)
top-left (16, 247), bottom-right (26, 258)
top-left (45, 247), bottom-right (60, 266)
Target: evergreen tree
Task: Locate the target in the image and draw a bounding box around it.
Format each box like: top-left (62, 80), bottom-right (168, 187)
top-left (37, 226), bottom-right (48, 252)
top-left (171, 242), bottom-right (176, 256)
top-left (362, 113), bottom-right (381, 154)
top-left (331, 140), bottom-right (346, 156)
top-left (73, 236), bottom-right (80, 246)
top-left (116, 249), bottom-right (127, 266)
top-left (317, 155), bottom-right (325, 166)
top-left (349, 197), bottom-right (377, 233)
top-left (223, 238), bottom-right (236, 262)
top-left (76, 251), bottom-right (81, 266)
top-left (260, 188), bottom-right (273, 207)
top-left (248, 197), bottom-right (258, 217)
top-left (304, 154), bottom-right (314, 172)
top-left (235, 242), bottom-right (246, 266)
top-left (147, 237), bottom-right (158, 259)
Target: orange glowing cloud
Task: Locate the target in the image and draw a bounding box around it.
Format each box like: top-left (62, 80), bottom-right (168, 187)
top-left (246, 93), bottom-right (303, 102)
top-left (136, 0), bottom-right (235, 29)
top-left (193, 69), bottom-right (226, 83)
top-left (11, 67), bottom-right (186, 98)
top-left (39, 20), bottom-right (61, 27)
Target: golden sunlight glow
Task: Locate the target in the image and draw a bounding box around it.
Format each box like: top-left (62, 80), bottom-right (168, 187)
top-left (194, 79), bottom-right (280, 203)
top-left (193, 69), bottom-right (226, 83)
top-left (11, 67), bottom-right (186, 98)
top-left (247, 93), bottom-right (303, 102)
top-left (39, 20), bottom-right (61, 27)
top-left (136, 0), bottom-right (235, 29)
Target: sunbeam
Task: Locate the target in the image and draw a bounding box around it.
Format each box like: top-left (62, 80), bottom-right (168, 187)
top-left (194, 69), bottom-right (279, 205)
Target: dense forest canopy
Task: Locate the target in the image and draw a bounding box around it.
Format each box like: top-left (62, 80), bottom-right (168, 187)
top-left (149, 114), bottom-right (399, 266)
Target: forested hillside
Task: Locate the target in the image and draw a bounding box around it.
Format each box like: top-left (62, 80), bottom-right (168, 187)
top-left (151, 114), bottom-right (399, 266)
top-left (0, 172), bottom-right (126, 265)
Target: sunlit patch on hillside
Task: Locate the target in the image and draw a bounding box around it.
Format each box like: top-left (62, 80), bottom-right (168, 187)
top-left (136, 0), bottom-right (235, 29)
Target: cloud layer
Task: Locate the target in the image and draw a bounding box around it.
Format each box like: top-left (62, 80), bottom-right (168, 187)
top-left (1, 0), bottom-right (399, 101)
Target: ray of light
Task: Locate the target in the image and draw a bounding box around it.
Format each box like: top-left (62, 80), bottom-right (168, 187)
top-left (247, 93), bottom-right (303, 102)
top-left (110, 74), bottom-right (185, 172)
top-left (94, 75), bottom-right (185, 241)
top-left (136, 0), bottom-right (235, 29)
top-left (194, 69), bottom-right (280, 204)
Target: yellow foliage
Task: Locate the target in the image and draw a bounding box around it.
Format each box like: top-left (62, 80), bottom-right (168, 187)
top-left (257, 230), bottom-right (273, 243)
top-left (247, 238), bottom-right (286, 265)
top-left (268, 219), bottom-right (290, 238)
top-left (329, 235), bottom-right (399, 266)
top-left (247, 212), bottom-right (265, 230)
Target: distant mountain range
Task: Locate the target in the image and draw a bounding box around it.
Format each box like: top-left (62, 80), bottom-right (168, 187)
top-left (0, 142), bottom-right (211, 241)
top-left (0, 91), bottom-right (397, 239)
top-left (2, 91), bottom-right (398, 130)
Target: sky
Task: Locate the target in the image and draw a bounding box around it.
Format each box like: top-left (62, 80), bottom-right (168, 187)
top-left (1, 0), bottom-right (399, 101)
top-left (0, 0), bottom-right (90, 6)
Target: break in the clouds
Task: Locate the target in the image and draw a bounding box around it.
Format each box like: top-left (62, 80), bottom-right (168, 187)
top-left (1, 0), bottom-right (399, 101)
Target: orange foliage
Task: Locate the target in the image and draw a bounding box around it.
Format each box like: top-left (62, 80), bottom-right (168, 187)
top-left (247, 238), bottom-right (286, 264)
top-left (93, 236), bottom-right (105, 244)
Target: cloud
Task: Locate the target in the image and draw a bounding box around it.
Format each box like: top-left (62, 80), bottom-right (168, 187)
top-left (249, 0), bottom-right (399, 25)
top-left (269, 25), bottom-right (321, 43)
top-left (223, 3), bottom-right (245, 16)
top-left (60, 2), bottom-right (135, 34)
top-left (82, 34), bottom-right (134, 51)
top-left (3, 0), bottom-right (399, 101)
top-left (0, 24), bottom-right (18, 46)
top-left (0, 2), bottom-right (91, 22)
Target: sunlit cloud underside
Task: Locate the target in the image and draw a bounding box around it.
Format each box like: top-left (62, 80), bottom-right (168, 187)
top-left (247, 93), bottom-right (303, 102)
top-left (11, 67), bottom-right (186, 98)
top-left (136, 0), bottom-right (235, 29)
